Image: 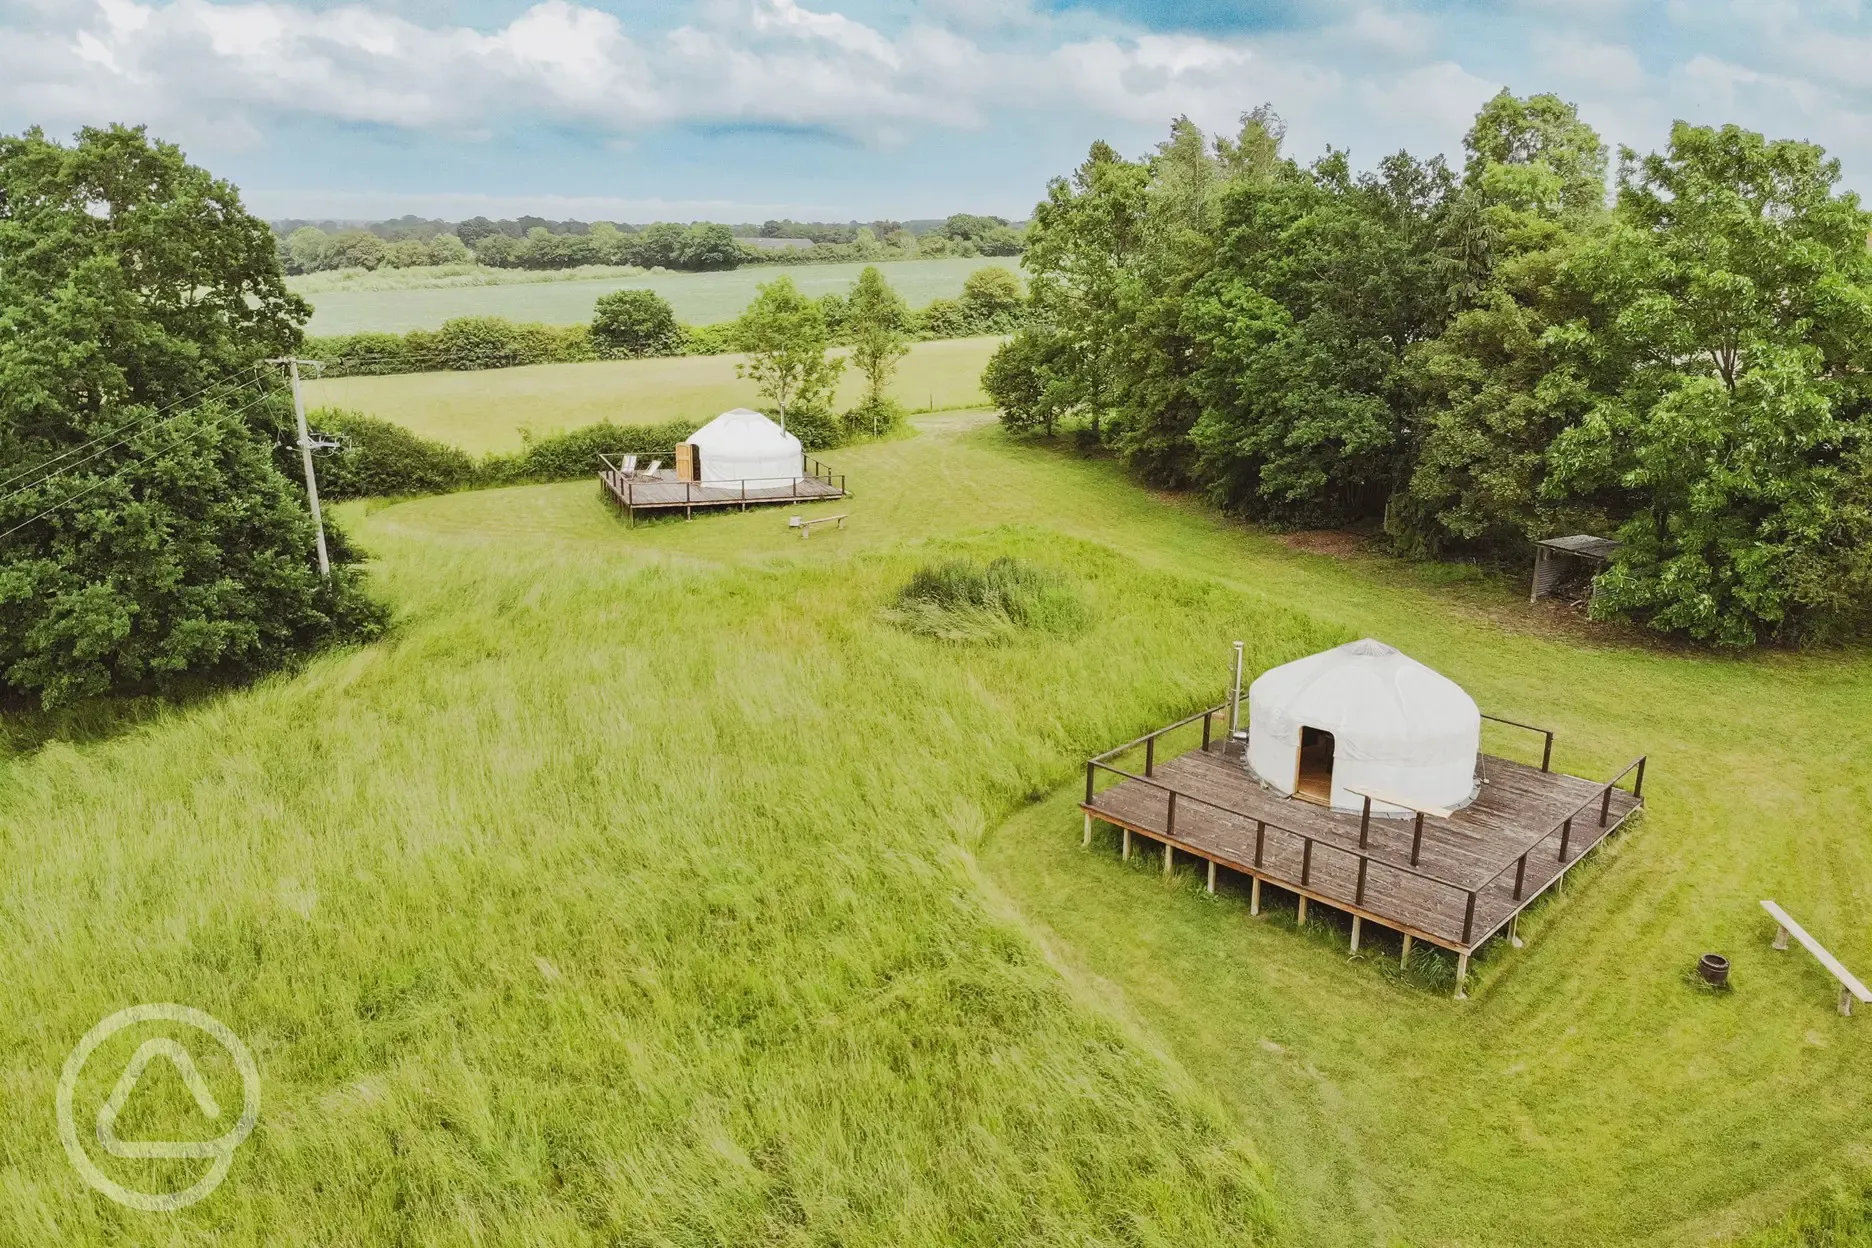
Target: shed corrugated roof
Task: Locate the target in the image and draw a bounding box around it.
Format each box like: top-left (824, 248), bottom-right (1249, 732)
top-left (1537, 534), bottom-right (1621, 560)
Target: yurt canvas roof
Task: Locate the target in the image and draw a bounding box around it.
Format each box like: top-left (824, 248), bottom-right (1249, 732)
top-left (1245, 639), bottom-right (1481, 814)
top-left (1252, 640), bottom-right (1478, 763)
top-left (682, 409), bottom-right (803, 484)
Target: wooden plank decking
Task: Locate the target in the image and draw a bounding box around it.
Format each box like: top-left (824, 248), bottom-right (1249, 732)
top-left (599, 456), bottom-right (848, 522)
top-left (1083, 721), bottom-right (1644, 986)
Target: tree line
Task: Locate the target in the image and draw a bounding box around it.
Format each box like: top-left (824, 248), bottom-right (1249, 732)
top-left (275, 213), bottom-right (1026, 276)
top-left (304, 265), bottom-right (1027, 378)
top-left (985, 93), bottom-right (1872, 646)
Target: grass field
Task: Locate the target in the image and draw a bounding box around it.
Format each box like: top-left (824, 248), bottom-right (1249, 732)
top-left (298, 256), bottom-right (1022, 335)
top-left (3, 414), bottom-right (1870, 1245)
top-left (302, 337), bottom-right (1002, 453)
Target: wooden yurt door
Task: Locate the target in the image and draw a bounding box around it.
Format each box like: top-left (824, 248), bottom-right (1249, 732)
top-left (676, 443), bottom-right (698, 482)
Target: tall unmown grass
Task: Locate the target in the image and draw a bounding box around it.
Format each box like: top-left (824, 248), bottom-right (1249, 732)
top-left (0, 521), bottom-right (1323, 1244)
top-left (7, 414), bottom-right (1872, 1246)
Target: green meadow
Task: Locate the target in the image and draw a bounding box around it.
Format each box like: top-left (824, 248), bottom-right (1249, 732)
top-left (3, 413), bottom-right (1869, 1244)
top-left (302, 337), bottom-right (1001, 453)
top-left (297, 256), bottom-right (1023, 335)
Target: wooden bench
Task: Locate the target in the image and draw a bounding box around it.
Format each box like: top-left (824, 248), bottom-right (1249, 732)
top-left (788, 513), bottom-right (847, 539)
top-left (1763, 899), bottom-right (1872, 1016)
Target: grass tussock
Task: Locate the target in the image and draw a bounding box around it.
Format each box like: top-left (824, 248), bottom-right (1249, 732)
top-left (883, 556), bottom-right (1088, 643)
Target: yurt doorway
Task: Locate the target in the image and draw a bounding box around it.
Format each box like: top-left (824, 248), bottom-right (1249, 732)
top-left (1295, 727), bottom-right (1335, 805)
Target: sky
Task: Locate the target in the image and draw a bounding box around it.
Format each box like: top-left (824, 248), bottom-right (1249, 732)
top-left (3, 0), bottom-right (1872, 223)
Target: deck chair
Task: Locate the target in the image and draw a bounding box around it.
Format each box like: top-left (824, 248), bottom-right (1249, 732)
top-left (640, 459), bottom-right (662, 479)
top-left (618, 453), bottom-right (638, 477)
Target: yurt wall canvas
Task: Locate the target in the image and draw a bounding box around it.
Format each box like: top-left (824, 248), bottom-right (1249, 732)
top-left (683, 409), bottom-right (804, 485)
top-left (1245, 640), bottom-right (1481, 815)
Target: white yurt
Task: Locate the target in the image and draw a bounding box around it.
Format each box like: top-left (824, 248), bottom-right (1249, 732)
top-left (1245, 639), bottom-right (1481, 816)
top-left (680, 409), bottom-right (803, 485)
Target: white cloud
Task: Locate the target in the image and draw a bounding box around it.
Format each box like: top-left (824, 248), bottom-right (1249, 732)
top-left (1536, 33), bottom-right (1644, 96)
top-left (241, 187), bottom-right (847, 220)
top-left (0, 0), bottom-right (1316, 147)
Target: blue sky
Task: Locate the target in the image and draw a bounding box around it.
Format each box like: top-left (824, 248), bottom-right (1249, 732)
top-left (4, 0), bottom-right (1872, 222)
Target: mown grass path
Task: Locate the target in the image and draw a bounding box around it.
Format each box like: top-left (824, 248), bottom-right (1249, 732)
top-left (2, 414), bottom-right (1867, 1245)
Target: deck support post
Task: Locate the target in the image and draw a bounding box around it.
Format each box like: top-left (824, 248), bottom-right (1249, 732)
top-left (1122, 828), bottom-right (1131, 860)
top-left (1454, 953), bottom-right (1470, 1000)
top-left (1164, 843), bottom-right (1175, 878)
top-left (1297, 896), bottom-right (1308, 927)
top-left (1350, 915), bottom-right (1362, 954)
top-left (1773, 924), bottom-right (1790, 952)
top-left (1842, 987), bottom-right (1855, 1018)
top-left (1509, 914), bottom-right (1524, 949)
top-left (1250, 877), bottom-right (1262, 916)
top-left (1206, 860), bottom-right (1216, 894)
top-left (1401, 934), bottom-right (1413, 968)
top-left (1083, 813), bottom-right (1092, 848)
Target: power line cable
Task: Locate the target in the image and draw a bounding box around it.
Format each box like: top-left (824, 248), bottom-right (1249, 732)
top-left (0, 370), bottom-right (273, 498)
top-left (0, 385), bottom-right (286, 544)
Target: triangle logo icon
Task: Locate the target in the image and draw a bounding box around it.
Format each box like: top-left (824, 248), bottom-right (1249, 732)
top-left (95, 1038), bottom-right (225, 1160)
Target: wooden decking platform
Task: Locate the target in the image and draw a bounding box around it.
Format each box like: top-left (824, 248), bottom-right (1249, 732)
top-left (598, 454), bottom-right (847, 523)
top-left (1082, 706), bottom-right (1645, 993)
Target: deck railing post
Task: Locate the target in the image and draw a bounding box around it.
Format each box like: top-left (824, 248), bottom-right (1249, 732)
top-left (1558, 817), bottom-right (1572, 862)
top-left (1166, 790), bottom-right (1177, 837)
top-left (1410, 812), bottom-right (1424, 866)
top-left (1513, 853), bottom-right (1527, 901)
top-left (1085, 761), bottom-right (1095, 805)
top-left (1634, 756), bottom-right (1647, 799)
top-left (1462, 891), bottom-right (1476, 944)
top-left (1541, 732), bottom-right (1553, 773)
top-left (1254, 821), bottom-right (1266, 868)
top-left (1202, 712), bottom-right (1212, 751)
top-left (1355, 856), bottom-right (1369, 905)
top-left (1599, 783), bottom-right (1613, 827)
top-left (1359, 795), bottom-right (1372, 849)
top-left (1301, 838), bottom-right (1313, 887)
top-left (1145, 736), bottom-right (1155, 778)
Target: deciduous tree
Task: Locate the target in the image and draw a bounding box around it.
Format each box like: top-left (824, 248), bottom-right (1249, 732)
top-left (0, 125), bottom-right (383, 706)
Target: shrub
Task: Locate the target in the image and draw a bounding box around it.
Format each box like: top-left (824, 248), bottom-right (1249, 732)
top-left (681, 321), bottom-right (738, 356)
top-left (775, 401), bottom-right (845, 452)
top-left (882, 557), bottom-right (1087, 643)
top-left (480, 418), bottom-right (701, 486)
top-left (304, 331), bottom-right (414, 376)
top-left (425, 316), bottom-right (595, 371)
top-left (917, 297), bottom-right (971, 339)
top-left (843, 395), bottom-right (906, 440)
top-left (591, 289), bottom-right (682, 358)
top-left (959, 266), bottom-right (1026, 333)
top-left (309, 408), bottom-right (477, 500)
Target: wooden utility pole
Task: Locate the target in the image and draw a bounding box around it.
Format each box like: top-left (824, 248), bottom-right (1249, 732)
top-left (269, 357), bottom-right (329, 579)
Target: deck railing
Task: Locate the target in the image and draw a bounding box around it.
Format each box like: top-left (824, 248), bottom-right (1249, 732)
top-left (1084, 704), bottom-right (1646, 948)
top-left (1480, 713), bottom-right (1555, 772)
top-left (1462, 754), bottom-right (1646, 943)
top-left (597, 451), bottom-right (846, 508)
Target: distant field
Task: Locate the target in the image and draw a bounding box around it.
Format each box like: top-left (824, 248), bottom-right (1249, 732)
top-left (299, 256), bottom-right (1022, 335)
top-left (304, 336), bottom-right (1001, 453)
